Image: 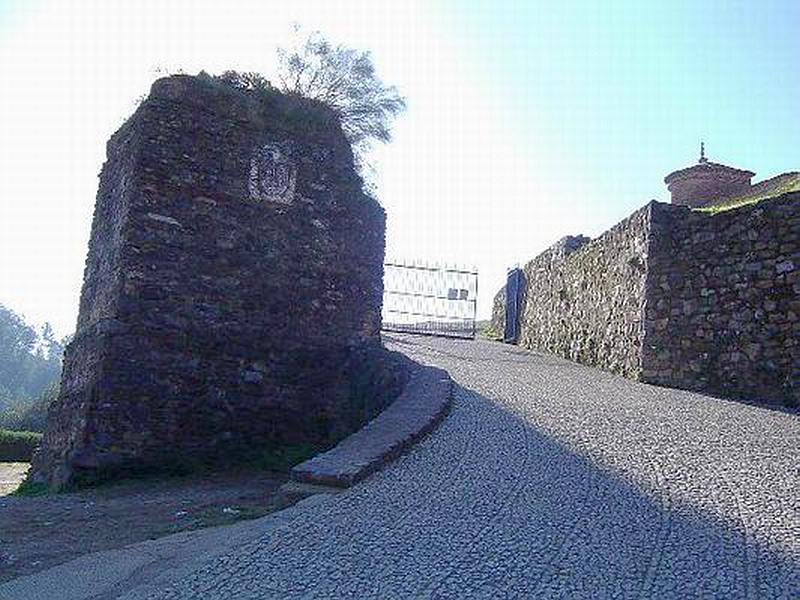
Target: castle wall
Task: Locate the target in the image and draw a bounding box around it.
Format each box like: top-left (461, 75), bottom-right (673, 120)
top-left (489, 285), bottom-right (506, 339)
top-left (495, 193), bottom-right (800, 407)
top-left (513, 213), bottom-right (650, 379)
top-left (643, 194), bottom-right (800, 405)
top-left (33, 75), bottom-right (389, 488)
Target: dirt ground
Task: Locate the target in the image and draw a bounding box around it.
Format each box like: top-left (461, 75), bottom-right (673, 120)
top-left (0, 464), bottom-right (288, 583)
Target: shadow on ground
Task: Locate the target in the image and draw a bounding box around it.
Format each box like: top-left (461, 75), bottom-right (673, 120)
top-left (449, 385), bottom-right (800, 598)
top-left (1, 334), bottom-right (798, 599)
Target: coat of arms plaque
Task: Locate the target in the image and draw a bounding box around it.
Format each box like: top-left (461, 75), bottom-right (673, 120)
top-left (248, 142), bottom-right (296, 204)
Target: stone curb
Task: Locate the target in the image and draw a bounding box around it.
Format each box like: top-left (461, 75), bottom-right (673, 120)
top-left (289, 360), bottom-right (453, 488)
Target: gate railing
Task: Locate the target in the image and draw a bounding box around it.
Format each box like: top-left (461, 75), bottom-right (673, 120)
top-left (382, 261), bottom-right (478, 339)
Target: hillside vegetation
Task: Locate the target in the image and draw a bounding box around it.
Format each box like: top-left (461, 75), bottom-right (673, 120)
top-left (0, 304), bottom-right (66, 432)
top-left (0, 429), bottom-right (42, 461)
top-left (698, 172), bottom-right (800, 214)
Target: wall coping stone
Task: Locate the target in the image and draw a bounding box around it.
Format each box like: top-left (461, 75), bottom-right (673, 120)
top-left (290, 359), bottom-right (453, 487)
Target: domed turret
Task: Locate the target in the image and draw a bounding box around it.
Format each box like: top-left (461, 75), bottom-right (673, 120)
top-left (664, 144), bottom-right (754, 208)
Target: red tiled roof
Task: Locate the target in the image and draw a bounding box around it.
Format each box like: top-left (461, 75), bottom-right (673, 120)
top-left (664, 161), bottom-right (755, 184)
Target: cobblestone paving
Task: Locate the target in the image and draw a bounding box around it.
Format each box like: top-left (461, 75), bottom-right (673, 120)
top-left (135, 335), bottom-right (800, 599)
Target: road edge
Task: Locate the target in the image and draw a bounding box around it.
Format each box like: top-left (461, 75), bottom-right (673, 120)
top-left (288, 359), bottom-right (453, 489)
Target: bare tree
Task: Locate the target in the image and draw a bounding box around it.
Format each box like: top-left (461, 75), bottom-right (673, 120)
top-left (276, 28), bottom-right (406, 167)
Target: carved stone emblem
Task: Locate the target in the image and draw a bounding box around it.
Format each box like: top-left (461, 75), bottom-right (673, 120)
top-left (248, 142), bottom-right (296, 204)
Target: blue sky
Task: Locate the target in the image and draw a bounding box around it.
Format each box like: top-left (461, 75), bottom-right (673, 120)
top-left (446, 0), bottom-right (800, 203)
top-left (0, 0), bottom-right (798, 334)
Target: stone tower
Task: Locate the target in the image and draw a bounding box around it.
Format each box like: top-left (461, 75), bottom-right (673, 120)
top-left (664, 145), bottom-right (754, 208)
top-left (32, 74), bottom-right (387, 488)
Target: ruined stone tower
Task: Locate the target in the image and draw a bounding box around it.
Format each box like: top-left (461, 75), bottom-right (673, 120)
top-left (32, 74), bottom-right (387, 488)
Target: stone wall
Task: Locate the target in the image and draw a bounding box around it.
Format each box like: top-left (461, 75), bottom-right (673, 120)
top-left (489, 285), bottom-right (506, 339)
top-left (495, 193), bottom-right (800, 406)
top-left (515, 219), bottom-right (647, 379)
top-left (643, 194), bottom-right (800, 404)
top-left (33, 75), bottom-right (391, 488)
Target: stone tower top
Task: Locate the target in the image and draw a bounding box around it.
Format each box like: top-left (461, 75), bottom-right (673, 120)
top-left (664, 147), bottom-right (754, 208)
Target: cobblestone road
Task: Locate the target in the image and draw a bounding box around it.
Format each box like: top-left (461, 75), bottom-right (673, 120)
top-left (136, 334), bottom-right (799, 599)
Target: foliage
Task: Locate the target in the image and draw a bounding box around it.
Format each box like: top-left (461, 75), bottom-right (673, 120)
top-left (10, 478), bottom-right (49, 497)
top-left (478, 321), bottom-right (503, 341)
top-left (0, 304), bottom-right (66, 432)
top-left (243, 444), bottom-right (319, 472)
top-left (0, 305), bottom-right (40, 403)
top-left (64, 443), bottom-right (321, 491)
top-left (276, 27), bottom-right (406, 168)
top-left (193, 70), bottom-right (338, 141)
top-left (696, 174), bottom-right (800, 214)
top-left (0, 304), bottom-right (65, 404)
top-left (0, 428), bottom-right (42, 461)
top-left (211, 70), bottom-right (273, 93)
top-left (0, 381), bottom-right (58, 433)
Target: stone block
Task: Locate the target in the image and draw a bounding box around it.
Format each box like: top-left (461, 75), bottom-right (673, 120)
top-left (495, 192), bottom-right (800, 408)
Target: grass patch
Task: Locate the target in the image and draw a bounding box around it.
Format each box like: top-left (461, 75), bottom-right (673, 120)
top-left (696, 174), bottom-right (800, 214)
top-left (237, 444), bottom-right (319, 472)
top-left (10, 477), bottom-right (49, 497)
top-left (65, 443), bottom-right (322, 492)
top-left (477, 321), bottom-right (503, 341)
top-left (181, 71), bottom-right (339, 141)
top-left (0, 429), bottom-right (42, 462)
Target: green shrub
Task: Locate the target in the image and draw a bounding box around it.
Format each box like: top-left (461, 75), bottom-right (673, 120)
top-left (243, 444), bottom-right (319, 472)
top-left (478, 321), bottom-right (502, 341)
top-left (0, 429), bottom-right (42, 461)
top-left (66, 443), bottom-right (322, 491)
top-left (11, 478), bottom-right (48, 497)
